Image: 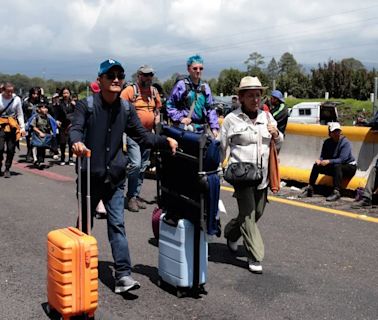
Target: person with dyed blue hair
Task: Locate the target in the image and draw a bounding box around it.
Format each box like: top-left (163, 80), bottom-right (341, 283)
top-left (166, 54), bottom-right (219, 137)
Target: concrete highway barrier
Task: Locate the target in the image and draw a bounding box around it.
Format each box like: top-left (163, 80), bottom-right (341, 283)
top-left (279, 123), bottom-right (378, 190)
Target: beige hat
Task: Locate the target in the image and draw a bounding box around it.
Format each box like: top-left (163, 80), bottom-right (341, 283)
top-left (237, 76), bottom-right (267, 91)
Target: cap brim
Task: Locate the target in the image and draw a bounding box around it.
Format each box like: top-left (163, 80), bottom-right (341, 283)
top-left (237, 86), bottom-right (268, 91)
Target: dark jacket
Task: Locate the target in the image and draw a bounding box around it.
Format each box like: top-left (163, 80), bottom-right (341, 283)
top-left (320, 136), bottom-right (355, 165)
top-left (270, 103), bottom-right (288, 134)
top-left (70, 93), bottom-right (169, 187)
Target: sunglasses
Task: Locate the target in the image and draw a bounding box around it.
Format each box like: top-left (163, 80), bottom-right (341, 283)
top-left (141, 73), bottom-right (154, 77)
top-left (192, 67), bottom-right (203, 71)
top-left (104, 72), bottom-right (125, 80)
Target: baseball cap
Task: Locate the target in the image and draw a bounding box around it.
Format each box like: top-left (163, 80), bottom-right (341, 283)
top-left (52, 93), bottom-right (59, 99)
top-left (271, 90), bottom-right (285, 103)
top-left (138, 65), bottom-right (154, 74)
top-left (98, 59), bottom-right (124, 76)
top-left (328, 122), bottom-right (341, 132)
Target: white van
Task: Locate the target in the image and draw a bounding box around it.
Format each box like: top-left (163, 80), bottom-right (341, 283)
top-left (288, 101), bottom-right (339, 125)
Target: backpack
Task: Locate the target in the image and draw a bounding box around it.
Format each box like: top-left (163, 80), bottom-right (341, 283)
top-left (86, 95), bottom-right (130, 114)
top-left (129, 84), bottom-right (159, 107)
top-left (173, 75), bottom-right (207, 109)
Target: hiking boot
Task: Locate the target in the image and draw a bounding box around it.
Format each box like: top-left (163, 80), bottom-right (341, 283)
top-left (136, 197), bottom-right (147, 209)
top-left (326, 190), bottom-right (341, 202)
top-left (248, 259), bottom-right (263, 274)
top-left (114, 275), bottom-right (140, 294)
top-left (351, 198), bottom-right (372, 209)
top-left (298, 186), bottom-right (313, 198)
top-left (127, 197), bottom-right (139, 212)
top-left (4, 170), bottom-right (11, 178)
top-left (226, 238), bottom-right (238, 253)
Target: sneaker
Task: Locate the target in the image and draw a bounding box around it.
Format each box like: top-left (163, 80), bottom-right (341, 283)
top-left (298, 186), bottom-right (313, 198)
top-left (226, 238), bottom-right (238, 253)
top-left (68, 161), bottom-right (75, 166)
top-left (326, 190), bottom-right (341, 202)
top-left (248, 259), bottom-right (263, 274)
top-left (136, 197), bottom-right (147, 209)
top-left (351, 198), bottom-right (372, 208)
top-left (114, 276), bottom-right (140, 294)
top-left (59, 161), bottom-right (66, 166)
top-left (127, 197), bottom-right (139, 212)
top-left (4, 170), bottom-right (10, 178)
top-left (52, 154), bottom-right (59, 160)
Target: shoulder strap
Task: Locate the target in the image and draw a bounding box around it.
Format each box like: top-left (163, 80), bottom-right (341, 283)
top-left (86, 96), bottom-right (94, 113)
top-left (0, 97), bottom-right (15, 116)
top-left (132, 84), bottom-right (139, 102)
top-left (272, 103), bottom-right (285, 118)
top-left (120, 98), bottom-right (131, 113)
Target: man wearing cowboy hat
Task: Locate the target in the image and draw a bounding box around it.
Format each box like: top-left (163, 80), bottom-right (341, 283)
top-left (268, 89), bottom-right (288, 135)
top-left (220, 76), bottom-right (283, 274)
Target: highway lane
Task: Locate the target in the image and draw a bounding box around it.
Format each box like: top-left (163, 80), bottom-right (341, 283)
top-left (0, 153), bottom-right (377, 320)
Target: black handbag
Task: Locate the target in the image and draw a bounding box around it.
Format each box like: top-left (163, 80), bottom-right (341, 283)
top-left (224, 162), bottom-right (263, 187)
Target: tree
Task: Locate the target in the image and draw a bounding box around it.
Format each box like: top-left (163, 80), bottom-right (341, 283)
top-left (244, 52), bottom-right (265, 75)
top-left (278, 52), bottom-right (300, 74)
top-left (266, 58), bottom-right (279, 84)
top-left (162, 73), bottom-right (180, 96)
top-left (207, 78), bottom-right (218, 95)
top-left (341, 58), bottom-right (365, 71)
top-left (217, 68), bottom-right (246, 96)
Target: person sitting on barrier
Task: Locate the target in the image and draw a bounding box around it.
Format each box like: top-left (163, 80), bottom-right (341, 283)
top-left (166, 54), bottom-right (219, 138)
top-left (70, 59), bottom-right (178, 295)
top-left (351, 157), bottom-right (377, 208)
top-left (299, 122), bottom-right (357, 202)
top-left (220, 76), bottom-right (283, 274)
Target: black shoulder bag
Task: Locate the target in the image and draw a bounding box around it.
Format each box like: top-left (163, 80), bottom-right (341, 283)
top-left (224, 139), bottom-right (263, 188)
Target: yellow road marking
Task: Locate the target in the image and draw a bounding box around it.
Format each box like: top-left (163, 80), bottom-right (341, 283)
top-left (220, 186), bottom-right (378, 224)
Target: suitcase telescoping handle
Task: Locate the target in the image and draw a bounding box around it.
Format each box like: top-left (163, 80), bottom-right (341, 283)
top-left (77, 149), bottom-right (92, 235)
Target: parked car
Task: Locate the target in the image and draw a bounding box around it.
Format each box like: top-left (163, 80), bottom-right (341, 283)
top-left (288, 101), bottom-right (339, 125)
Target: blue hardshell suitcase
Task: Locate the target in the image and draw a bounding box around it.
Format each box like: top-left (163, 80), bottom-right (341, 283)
top-left (158, 214), bottom-right (207, 297)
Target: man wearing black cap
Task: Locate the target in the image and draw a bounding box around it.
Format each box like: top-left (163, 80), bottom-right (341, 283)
top-left (121, 65), bottom-right (161, 212)
top-left (70, 59), bottom-right (178, 294)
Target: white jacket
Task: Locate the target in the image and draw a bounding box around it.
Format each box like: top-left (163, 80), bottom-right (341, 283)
top-left (220, 108), bottom-right (283, 190)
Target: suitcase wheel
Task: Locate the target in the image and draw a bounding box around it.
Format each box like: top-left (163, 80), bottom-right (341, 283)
top-left (157, 276), bottom-right (162, 288)
top-left (176, 288), bottom-right (185, 298)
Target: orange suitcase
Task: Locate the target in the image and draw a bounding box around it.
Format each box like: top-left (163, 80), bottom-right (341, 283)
top-left (47, 152), bottom-right (98, 320)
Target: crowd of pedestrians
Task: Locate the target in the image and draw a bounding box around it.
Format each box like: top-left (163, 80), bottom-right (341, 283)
top-left (0, 55), bottom-right (377, 295)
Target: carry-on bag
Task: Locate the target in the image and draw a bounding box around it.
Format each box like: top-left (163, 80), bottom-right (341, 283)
top-left (158, 214), bottom-right (208, 297)
top-left (46, 151), bottom-right (98, 320)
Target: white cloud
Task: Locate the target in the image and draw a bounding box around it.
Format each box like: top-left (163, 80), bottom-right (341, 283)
top-left (0, 0), bottom-right (376, 80)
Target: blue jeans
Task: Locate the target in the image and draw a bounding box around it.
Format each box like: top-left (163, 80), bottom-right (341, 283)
top-left (78, 178), bottom-right (132, 280)
top-left (126, 137), bottom-right (151, 198)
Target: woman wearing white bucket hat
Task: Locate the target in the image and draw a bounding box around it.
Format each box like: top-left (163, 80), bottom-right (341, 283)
top-left (220, 76), bottom-right (283, 274)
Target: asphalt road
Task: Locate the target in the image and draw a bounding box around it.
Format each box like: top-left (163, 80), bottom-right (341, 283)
top-left (0, 149), bottom-right (377, 320)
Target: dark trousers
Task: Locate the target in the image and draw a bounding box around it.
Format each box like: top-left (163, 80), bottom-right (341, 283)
top-left (309, 163), bottom-right (357, 190)
top-left (0, 129), bottom-right (16, 170)
top-left (36, 147), bottom-right (46, 163)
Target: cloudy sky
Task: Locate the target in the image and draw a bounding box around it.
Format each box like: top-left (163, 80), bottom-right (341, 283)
top-left (1, 0), bottom-right (377, 81)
